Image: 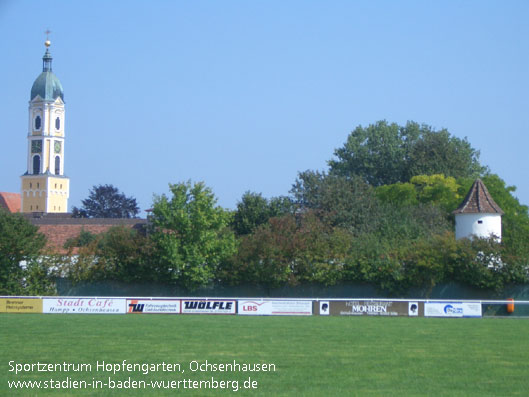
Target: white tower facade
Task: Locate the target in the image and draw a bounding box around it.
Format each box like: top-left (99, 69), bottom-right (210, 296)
top-left (453, 179), bottom-right (503, 241)
top-left (20, 40), bottom-right (69, 213)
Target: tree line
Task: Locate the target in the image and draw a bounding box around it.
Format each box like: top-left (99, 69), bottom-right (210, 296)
top-left (2, 120), bottom-right (528, 296)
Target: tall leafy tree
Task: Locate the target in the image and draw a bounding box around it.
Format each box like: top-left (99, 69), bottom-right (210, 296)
top-left (0, 209), bottom-right (49, 294)
top-left (407, 127), bottom-right (486, 180)
top-left (72, 184), bottom-right (140, 218)
top-left (149, 181), bottom-right (236, 290)
top-left (329, 120), bottom-right (486, 186)
top-left (290, 170), bottom-right (378, 234)
top-left (231, 192), bottom-right (293, 236)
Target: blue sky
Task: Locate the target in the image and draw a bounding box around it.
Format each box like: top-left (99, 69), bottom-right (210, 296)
top-left (1, 1), bottom-right (528, 214)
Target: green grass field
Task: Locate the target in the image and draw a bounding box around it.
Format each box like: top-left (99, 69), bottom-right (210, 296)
top-left (1, 314), bottom-right (528, 396)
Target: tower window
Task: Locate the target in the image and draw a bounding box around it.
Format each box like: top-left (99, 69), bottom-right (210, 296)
top-left (478, 220), bottom-right (483, 224)
top-left (35, 116), bottom-right (41, 130)
top-left (32, 155), bottom-right (41, 174)
top-left (55, 156), bottom-right (61, 175)
top-left (55, 117), bottom-right (61, 130)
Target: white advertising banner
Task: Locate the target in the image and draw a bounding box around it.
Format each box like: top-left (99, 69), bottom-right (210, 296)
top-left (238, 300), bottom-right (313, 316)
top-left (127, 299), bottom-right (180, 314)
top-left (424, 302), bottom-right (482, 318)
top-left (43, 298), bottom-right (126, 314)
top-left (181, 299), bottom-right (236, 314)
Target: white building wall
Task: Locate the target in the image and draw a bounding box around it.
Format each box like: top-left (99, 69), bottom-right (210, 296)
top-left (455, 213), bottom-right (502, 241)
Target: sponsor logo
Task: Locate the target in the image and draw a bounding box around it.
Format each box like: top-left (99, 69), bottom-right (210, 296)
top-left (350, 304), bottom-right (387, 313)
top-left (184, 301), bottom-right (233, 310)
top-left (128, 300), bottom-right (145, 313)
top-left (319, 301), bottom-right (330, 316)
top-left (444, 304), bottom-right (463, 315)
top-left (338, 300), bottom-right (406, 316)
top-left (0, 298), bottom-right (42, 313)
top-left (43, 298), bottom-right (126, 314)
top-left (240, 301), bottom-right (265, 313)
top-left (181, 300), bottom-right (236, 314)
top-left (345, 301), bottom-right (392, 315)
top-left (239, 300), bottom-right (312, 316)
top-left (424, 302), bottom-right (482, 318)
top-left (408, 302), bottom-right (419, 316)
top-left (126, 299), bottom-right (180, 314)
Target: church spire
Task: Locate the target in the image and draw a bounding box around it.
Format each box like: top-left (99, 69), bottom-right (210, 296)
top-left (43, 30), bottom-right (52, 72)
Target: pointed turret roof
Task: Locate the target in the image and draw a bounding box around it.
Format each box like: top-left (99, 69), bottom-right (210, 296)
top-left (453, 179), bottom-right (504, 215)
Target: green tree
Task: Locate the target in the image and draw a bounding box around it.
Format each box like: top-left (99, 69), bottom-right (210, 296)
top-left (223, 212), bottom-right (350, 288)
top-left (373, 203), bottom-right (451, 242)
top-left (0, 209), bottom-right (50, 294)
top-left (231, 192), bottom-right (293, 236)
top-left (291, 170), bottom-right (377, 234)
top-left (329, 120), bottom-right (485, 186)
top-left (407, 127), bottom-right (486, 180)
top-left (64, 226), bottom-right (155, 285)
top-left (149, 181), bottom-right (236, 290)
top-left (376, 174), bottom-right (462, 212)
top-left (72, 184), bottom-right (140, 218)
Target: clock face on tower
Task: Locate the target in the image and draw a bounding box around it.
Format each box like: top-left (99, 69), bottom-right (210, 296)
top-left (54, 141), bottom-right (62, 153)
top-left (31, 140), bottom-right (42, 153)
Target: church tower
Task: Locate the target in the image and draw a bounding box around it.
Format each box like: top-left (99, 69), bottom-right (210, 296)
top-left (20, 38), bottom-right (69, 213)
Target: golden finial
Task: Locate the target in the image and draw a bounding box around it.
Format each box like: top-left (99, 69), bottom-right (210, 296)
top-left (45, 29), bottom-right (51, 48)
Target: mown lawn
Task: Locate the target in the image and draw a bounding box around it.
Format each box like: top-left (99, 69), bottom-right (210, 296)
top-left (1, 314), bottom-right (528, 396)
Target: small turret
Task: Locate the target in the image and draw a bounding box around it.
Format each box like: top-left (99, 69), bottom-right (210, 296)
top-left (453, 179), bottom-right (503, 241)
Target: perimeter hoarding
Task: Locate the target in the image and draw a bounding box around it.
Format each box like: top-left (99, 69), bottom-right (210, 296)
top-left (127, 299), bottom-right (180, 314)
top-left (424, 302), bottom-right (482, 318)
top-left (314, 300), bottom-right (424, 317)
top-left (238, 300), bottom-right (313, 316)
top-left (43, 298), bottom-right (126, 314)
top-left (0, 298), bottom-right (42, 313)
top-left (181, 299), bottom-right (236, 314)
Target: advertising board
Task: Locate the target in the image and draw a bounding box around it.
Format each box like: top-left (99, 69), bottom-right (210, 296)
top-left (314, 300), bottom-right (423, 316)
top-left (238, 300), bottom-right (312, 316)
top-left (181, 299), bottom-right (236, 314)
top-left (319, 301), bottom-right (330, 316)
top-left (43, 298), bottom-right (126, 314)
top-left (0, 298), bottom-right (42, 313)
top-left (424, 302), bottom-right (482, 318)
top-left (127, 299), bottom-right (180, 314)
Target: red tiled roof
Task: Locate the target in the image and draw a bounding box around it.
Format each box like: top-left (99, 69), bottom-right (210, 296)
top-left (37, 224), bottom-right (116, 254)
top-left (27, 216), bottom-right (148, 254)
top-left (453, 179), bottom-right (504, 215)
top-left (0, 192), bottom-right (21, 213)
